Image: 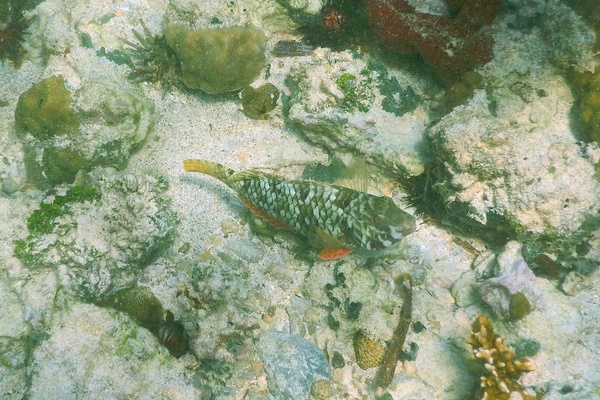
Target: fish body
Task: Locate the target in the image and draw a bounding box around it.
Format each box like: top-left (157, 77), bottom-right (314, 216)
top-left (183, 159), bottom-right (416, 259)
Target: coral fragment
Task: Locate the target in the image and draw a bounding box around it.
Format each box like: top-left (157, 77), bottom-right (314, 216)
top-left (467, 316), bottom-right (538, 400)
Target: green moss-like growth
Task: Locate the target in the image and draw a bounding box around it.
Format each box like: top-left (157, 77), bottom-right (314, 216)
top-left (26, 184), bottom-right (100, 235)
top-left (335, 72), bottom-right (374, 113)
top-left (15, 76), bottom-right (80, 139)
top-left (164, 24), bottom-right (266, 94)
top-left (241, 83), bottom-right (279, 119)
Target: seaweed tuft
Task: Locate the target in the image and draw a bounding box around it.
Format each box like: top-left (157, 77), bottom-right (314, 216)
top-left (121, 21), bottom-right (180, 87)
top-left (0, 0), bottom-right (38, 68)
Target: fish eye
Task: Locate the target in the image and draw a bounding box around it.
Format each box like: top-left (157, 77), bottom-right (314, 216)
top-left (374, 215), bottom-right (386, 225)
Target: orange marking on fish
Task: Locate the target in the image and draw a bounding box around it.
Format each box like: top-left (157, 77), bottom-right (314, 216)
top-left (238, 195), bottom-right (294, 231)
top-left (319, 248), bottom-right (353, 260)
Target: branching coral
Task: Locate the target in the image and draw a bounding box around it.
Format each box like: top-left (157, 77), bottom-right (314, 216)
top-left (364, 0), bottom-right (503, 84)
top-left (467, 316), bottom-right (538, 400)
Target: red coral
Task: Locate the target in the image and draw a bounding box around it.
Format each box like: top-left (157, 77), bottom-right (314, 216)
top-left (364, 0), bottom-right (503, 84)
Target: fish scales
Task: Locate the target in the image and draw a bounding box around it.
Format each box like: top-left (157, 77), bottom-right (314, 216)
top-left (183, 159), bottom-right (416, 259)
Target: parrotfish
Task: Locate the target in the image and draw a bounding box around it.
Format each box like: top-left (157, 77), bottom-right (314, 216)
top-left (183, 159), bottom-right (416, 259)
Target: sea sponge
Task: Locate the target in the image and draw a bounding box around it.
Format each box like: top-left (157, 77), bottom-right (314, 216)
top-left (353, 332), bottom-right (385, 370)
top-left (364, 0), bottom-right (503, 84)
top-left (467, 316), bottom-right (537, 400)
top-left (164, 24), bottom-right (266, 94)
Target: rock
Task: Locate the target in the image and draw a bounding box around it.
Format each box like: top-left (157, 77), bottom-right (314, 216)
top-left (28, 302), bottom-right (201, 399)
top-left (256, 331), bottom-right (331, 400)
top-left (15, 76), bottom-right (154, 188)
top-left (165, 24), bottom-right (266, 94)
top-left (14, 169), bottom-right (178, 300)
top-left (284, 49), bottom-right (431, 177)
top-left (427, 68), bottom-right (600, 259)
top-left (477, 242), bottom-right (542, 320)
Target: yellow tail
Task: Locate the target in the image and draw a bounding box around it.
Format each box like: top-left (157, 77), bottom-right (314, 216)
top-left (183, 159), bottom-right (235, 182)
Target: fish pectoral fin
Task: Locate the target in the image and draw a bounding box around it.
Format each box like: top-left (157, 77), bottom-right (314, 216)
top-left (311, 228), bottom-right (352, 259)
top-left (319, 247), bottom-right (353, 260)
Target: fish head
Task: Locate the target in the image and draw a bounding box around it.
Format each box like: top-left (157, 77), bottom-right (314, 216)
top-left (352, 195), bottom-right (416, 250)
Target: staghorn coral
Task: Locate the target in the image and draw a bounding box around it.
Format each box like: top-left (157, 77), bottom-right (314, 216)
top-left (364, 0), bottom-right (503, 84)
top-left (467, 316), bottom-right (538, 400)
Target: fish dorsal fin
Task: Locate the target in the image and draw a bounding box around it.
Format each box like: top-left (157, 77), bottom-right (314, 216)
top-left (333, 157), bottom-right (368, 192)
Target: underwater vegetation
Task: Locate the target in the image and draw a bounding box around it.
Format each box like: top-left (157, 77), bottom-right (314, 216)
top-left (0, 0), bottom-right (42, 68)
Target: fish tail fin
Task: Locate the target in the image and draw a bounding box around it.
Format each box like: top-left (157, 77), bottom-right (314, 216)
top-left (183, 159), bottom-right (235, 183)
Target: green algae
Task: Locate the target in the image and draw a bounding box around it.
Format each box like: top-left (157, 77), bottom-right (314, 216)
top-left (336, 72), bottom-right (373, 113)
top-left (14, 170), bottom-right (178, 300)
top-left (14, 75), bottom-right (79, 140)
top-left (26, 184), bottom-right (100, 235)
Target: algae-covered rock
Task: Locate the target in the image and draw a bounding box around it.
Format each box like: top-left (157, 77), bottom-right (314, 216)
top-left (241, 83), bottom-right (279, 119)
top-left (14, 169), bottom-right (178, 300)
top-left (164, 24), bottom-right (266, 94)
top-left (14, 75), bottom-right (79, 140)
top-left (15, 76), bottom-right (154, 187)
top-left (283, 50), bottom-right (432, 177)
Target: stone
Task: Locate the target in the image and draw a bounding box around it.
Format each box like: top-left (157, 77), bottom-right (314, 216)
top-left (256, 331), bottom-right (331, 400)
top-left (477, 242), bottom-right (542, 320)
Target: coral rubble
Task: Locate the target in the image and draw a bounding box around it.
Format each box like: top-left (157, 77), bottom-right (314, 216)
top-left (467, 316), bottom-right (537, 400)
top-left (364, 0), bottom-right (503, 84)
